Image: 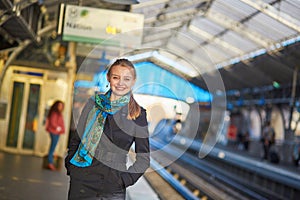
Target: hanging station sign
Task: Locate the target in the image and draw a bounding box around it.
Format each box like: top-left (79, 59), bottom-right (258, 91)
top-left (58, 4), bottom-right (144, 47)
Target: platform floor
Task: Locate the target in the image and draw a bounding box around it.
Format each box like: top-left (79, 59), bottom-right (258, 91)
top-left (0, 151), bottom-right (159, 200)
top-left (1, 143), bottom-right (299, 200)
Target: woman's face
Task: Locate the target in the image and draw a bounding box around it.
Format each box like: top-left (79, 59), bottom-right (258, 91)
top-left (107, 65), bottom-right (136, 100)
top-left (57, 102), bottom-right (64, 112)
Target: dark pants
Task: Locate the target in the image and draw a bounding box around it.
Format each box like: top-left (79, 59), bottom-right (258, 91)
top-left (263, 141), bottom-right (272, 160)
top-left (68, 163), bottom-right (126, 200)
top-left (68, 179), bottom-right (125, 200)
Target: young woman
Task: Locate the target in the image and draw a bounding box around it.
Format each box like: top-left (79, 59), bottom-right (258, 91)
top-left (46, 100), bottom-right (65, 171)
top-left (65, 58), bottom-right (150, 200)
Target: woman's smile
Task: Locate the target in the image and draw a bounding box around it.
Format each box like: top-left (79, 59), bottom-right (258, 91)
top-left (108, 65), bottom-right (136, 101)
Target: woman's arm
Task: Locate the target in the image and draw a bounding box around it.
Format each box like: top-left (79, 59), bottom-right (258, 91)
top-left (64, 98), bottom-right (94, 173)
top-left (120, 108), bottom-right (150, 187)
top-left (46, 113), bottom-right (61, 134)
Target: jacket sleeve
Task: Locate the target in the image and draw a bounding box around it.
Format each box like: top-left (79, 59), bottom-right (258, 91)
top-left (49, 113), bottom-right (59, 128)
top-left (64, 98), bottom-right (94, 174)
top-left (46, 113), bottom-right (59, 134)
top-left (120, 108), bottom-right (150, 187)
top-left (60, 114), bottom-right (65, 134)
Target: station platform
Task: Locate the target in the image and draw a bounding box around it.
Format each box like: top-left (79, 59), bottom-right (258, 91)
top-left (0, 151), bottom-right (159, 200)
top-left (215, 141), bottom-right (300, 175)
top-left (1, 142), bottom-right (299, 200)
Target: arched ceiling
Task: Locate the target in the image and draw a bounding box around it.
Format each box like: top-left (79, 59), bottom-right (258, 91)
top-left (1, 0), bottom-right (300, 92)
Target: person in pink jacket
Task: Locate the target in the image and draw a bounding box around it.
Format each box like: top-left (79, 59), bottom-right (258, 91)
top-left (46, 100), bottom-right (65, 170)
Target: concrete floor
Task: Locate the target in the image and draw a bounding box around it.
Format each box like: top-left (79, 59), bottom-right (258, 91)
top-left (0, 151), bottom-right (159, 200)
top-left (0, 151), bottom-right (69, 200)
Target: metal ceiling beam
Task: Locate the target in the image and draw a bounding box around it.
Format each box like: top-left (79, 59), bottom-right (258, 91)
top-left (166, 42), bottom-right (213, 73)
top-left (144, 15), bottom-right (191, 26)
top-left (172, 0), bottom-right (205, 7)
top-left (13, 0), bottom-right (39, 13)
top-left (156, 0), bottom-right (211, 19)
top-left (143, 28), bottom-right (170, 35)
top-left (0, 39), bottom-right (31, 86)
top-left (0, 14), bottom-right (12, 26)
top-left (143, 0), bottom-right (197, 24)
top-left (240, 0), bottom-right (300, 33)
top-left (0, 26), bottom-right (20, 43)
top-left (3, 15), bottom-right (37, 41)
top-left (148, 1), bottom-right (212, 50)
top-left (131, 0), bottom-right (169, 9)
top-left (146, 19), bottom-right (185, 30)
top-left (37, 23), bottom-right (56, 36)
top-left (143, 34), bottom-right (171, 44)
top-left (188, 24), bottom-right (244, 55)
top-left (206, 10), bottom-right (274, 48)
top-left (155, 8), bottom-right (200, 23)
top-left (0, 0), bottom-right (13, 10)
top-left (141, 40), bottom-right (165, 48)
top-left (142, 0), bottom-right (211, 24)
top-left (143, 30), bottom-right (172, 43)
top-left (168, 36), bottom-right (223, 67)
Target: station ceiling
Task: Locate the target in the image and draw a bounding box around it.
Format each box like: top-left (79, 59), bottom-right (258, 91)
top-left (1, 0), bottom-right (300, 92)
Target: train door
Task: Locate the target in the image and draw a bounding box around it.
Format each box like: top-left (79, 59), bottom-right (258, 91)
top-left (5, 76), bottom-right (42, 154)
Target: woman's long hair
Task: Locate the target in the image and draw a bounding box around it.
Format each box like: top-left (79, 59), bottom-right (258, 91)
top-left (47, 100), bottom-right (64, 118)
top-left (107, 58), bottom-right (141, 120)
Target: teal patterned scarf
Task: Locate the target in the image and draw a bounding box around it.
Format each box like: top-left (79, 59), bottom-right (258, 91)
top-left (70, 90), bottom-right (130, 167)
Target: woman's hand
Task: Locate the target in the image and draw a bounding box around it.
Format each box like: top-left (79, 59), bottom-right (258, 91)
top-left (57, 126), bottom-right (62, 132)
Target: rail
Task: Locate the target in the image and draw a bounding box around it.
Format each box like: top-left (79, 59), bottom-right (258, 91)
top-left (150, 136), bottom-right (300, 200)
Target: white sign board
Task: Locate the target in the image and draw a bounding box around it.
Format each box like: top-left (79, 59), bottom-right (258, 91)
top-left (61, 4), bottom-right (144, 47)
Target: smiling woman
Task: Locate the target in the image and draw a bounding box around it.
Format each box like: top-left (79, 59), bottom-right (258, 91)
top-left (107, 59), bottom-right (136, 101)
top-left (65, 58), bottom-right (150, 200)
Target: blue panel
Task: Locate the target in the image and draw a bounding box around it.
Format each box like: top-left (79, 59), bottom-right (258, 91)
top-left (75, 61), bottom-right (211, 102)
top-left (134, 62), bottom-right (211, 102)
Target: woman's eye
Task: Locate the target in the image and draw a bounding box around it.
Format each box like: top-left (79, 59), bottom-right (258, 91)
top-left (112, 76), bottom-right (119, 79)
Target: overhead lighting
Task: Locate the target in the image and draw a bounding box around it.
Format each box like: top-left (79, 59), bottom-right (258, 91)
top-left (102, 0), bottom-right (139, 5)
top-left (152, 51), bottom-right (199, 77)
top-left (127, 51), bottom-right (199, 77)
top-left (127, 51), bottom-right (153, 61)
top-left (273, 81), bottom-right (280, 89)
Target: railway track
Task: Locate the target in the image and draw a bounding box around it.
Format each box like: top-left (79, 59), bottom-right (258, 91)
top-left (150, 138), bottom-right (299, 200)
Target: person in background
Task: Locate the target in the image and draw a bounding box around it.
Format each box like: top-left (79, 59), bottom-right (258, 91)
top-left (293, 139), bottom-right (300, 167)
top-left (173, 112), bottom-right (182, 134)
top-left (46, 100), bottom-right (65, 171)
top-left (65, 58), bottom-right (150, 200)
top-left (261, 121), bottom-right (275, 160)
top-left (243, 131), bottom-right (250, 151)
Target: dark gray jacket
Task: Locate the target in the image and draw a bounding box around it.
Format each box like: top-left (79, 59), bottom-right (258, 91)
top-left (65, 98), bottom-right (150, 189)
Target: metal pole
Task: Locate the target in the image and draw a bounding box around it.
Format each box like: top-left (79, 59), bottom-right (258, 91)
top-left (0, 40), bottom-right (31, 88)
top-left (288, 66), bottom-right (298, 135)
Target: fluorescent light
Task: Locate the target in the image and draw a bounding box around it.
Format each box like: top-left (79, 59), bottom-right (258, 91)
top-left (152, 51), bottom-right (199, 77)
